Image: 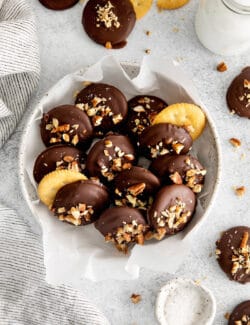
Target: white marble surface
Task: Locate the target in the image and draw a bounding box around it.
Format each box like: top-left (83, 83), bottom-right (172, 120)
top-left (1, 0), bottom-right (250, 324)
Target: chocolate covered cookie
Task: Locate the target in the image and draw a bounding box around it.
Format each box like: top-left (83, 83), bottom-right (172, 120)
top-left (227, 67), bottom-right (250, 118)
top-left (52, 179), bottom-right (109, 226)
top-left (86, 134), bottom-right (136, 182)
top-left (39, 0), bottom-right (79, 10)
top-left (40, 105), bottom-right (93, 149)
top-left (148, 184), bottom-right (196, 239)
top-left (33, 145), bottom-right (86, 183)
top-left (150, 154), bottom-right (206, 193)
top-left (139, 123), bottom-right (192, 160)
top-left (228, 301), bottom-right (250, 325)
top-left (114, 166), bottom-right (160, 211)
top-left (82, 0), bottom-right (136, 49)
top-left (75, 83), bottom-right (128, 136)
top-left (216, 226), bottom-right (250, 284)
top-left (126, 95), bottom-right (167, 139)
top-left (95, 206), bottom-right (149, 252)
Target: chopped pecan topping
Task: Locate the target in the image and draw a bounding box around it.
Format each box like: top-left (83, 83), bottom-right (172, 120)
top-left (56, 203), bottom-right (94, 226)
top-left (96, 1), bottom-right (120, 29)
top-left (130, 294), bottom-right (141, 304)
top-left (229, 138), bottom-right (241, 147)
top-left (230, 231), bottom-right (250, 276)
top-left (105, 222), bottom-right (148, 253)
top-left (154, 199), bottom-right (191, 232)
top-left (217, 62), bottom-right (228, 72)
top-left (244, 79), bottom-right (250, 89)
top-left (170, 172), bottom-right (183, 185)
top-left (127, 183), bottom-right (146, 196)
top-left (234, 186), bottom-right (246, 197)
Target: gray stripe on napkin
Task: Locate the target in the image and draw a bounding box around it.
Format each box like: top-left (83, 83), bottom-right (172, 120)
top-left (0, 0), bottom-right (40, 148)
top-left (0, 205), bottom-right (110, 325)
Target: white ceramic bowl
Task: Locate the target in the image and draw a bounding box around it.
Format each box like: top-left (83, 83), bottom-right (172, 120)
top-left (18, 59), bottom-right (222, 281)
top-left (155, 278), bottom-right (216, 325)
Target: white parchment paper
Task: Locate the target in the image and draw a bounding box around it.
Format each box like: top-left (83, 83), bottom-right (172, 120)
top-left (21, 55), bottom-right (220, 284)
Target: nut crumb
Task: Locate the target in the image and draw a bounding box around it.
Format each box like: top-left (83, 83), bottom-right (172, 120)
top-left (146, 30), bottom-right (151, 36)
top-left (229, 138), bottom-right (241, 147)
top-left (217, 62), bottom-right (228, 72)
top-left (224, 312), bottom-right (230, 320)
top-left (105, 41), bottom-right (112, 49)
top-left (194, 279), bottom-right (201, 285)
top-left (234, 186), bottom-right (246, 197)
top-left (145, 49), bottom-right (151, 54)
top-left (130, 294), bottom-right (141, 304)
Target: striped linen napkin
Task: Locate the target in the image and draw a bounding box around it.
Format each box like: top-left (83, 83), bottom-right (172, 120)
top-left (0, 1), bottom-right (110, 324)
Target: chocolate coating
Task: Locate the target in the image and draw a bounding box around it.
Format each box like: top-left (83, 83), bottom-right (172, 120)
top-left (95, 207), bottom-right (149, 252)
top-left (148, 184), bottom-right (196, 238)
top-left (86, 134), bottom-right (136, 182)
top-left (150, 154), bottom-right (206, 193)
top-left (39, 0), bottom-right (79, 10)
top-left (126, 95), bottom-right (167, 139)
top-left (95, 206), bottom-right (147, 236)
top-left (139, 123), bottom-right (193, 160)
top-left (40, 105), bottom-right (93, 149)
top-left (229, 301), bottom-right (250, 325)
top-left (33, 145), bottom-right (86, 183)
top-left (216, 226), bottom-right (250, 284)
top-left (114, 166), bottom-right (160, 210)
top-left (75, 83), bottom-right (128, 136)
top-left (82, 0), bottom-right (136, 48)
top-left (227, 67), bottom-right (250, 118)
top-left (52, 180), bottom-right (109, 225)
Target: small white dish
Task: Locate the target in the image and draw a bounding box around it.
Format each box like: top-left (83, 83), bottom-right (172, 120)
top-left (155, 278), bottom-right (216, 325)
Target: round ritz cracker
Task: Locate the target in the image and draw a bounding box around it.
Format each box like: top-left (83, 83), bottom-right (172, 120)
top-left (37, 169), bottom-right (87, 208)
top-left (153, 103), bottom-right (206, 140)
top-left (130, 0), bottom-right (153, 19)
top-left (157, 0), bottom-right (189, 10)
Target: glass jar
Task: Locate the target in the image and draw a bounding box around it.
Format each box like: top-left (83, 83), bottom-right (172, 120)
top-left (195, 0), bottom-right (250, 56)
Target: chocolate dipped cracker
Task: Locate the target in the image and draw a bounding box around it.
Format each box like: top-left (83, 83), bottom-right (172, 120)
top-left (228, 301), bottom-right (250, 325)
top-left (82, 0), bottom-right (136, 49)
top-left (150, 154), bottom-right (206, 193)
top-left (148, 184), bottom-right (196, 239)
top-left (95, 206), bottom-right (149, 253)
top-left (114, 166), bottom-right (160, 211)
top-left (75, 83), bottom-right (128, 136)
top-left (40, 105), bottom-right (93, 149)
top-left (126, 95), bottom-right (167, 140)
top-left (139, 123), bottom-right (193, 160)
top-left (33, 145), bottom-right (86, 183)
top-left (52, 179), bottom-right (109, 226)
top-left (86, 134), bottom-right (136, 182)
top-left (39, 0), bottom-right (79, 10)
top-left (227, 67), bottom-right (250, 118)
top-left (216, 226), bottom-right (250, 284)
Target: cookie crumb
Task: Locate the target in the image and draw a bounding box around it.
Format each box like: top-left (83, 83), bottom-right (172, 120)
top-left (217, 62), bottom-right (227, 72)
top-left (234, 186), bottom-right (246, 197)
top-left (172, 27), bottom-right (179, 33)
top-left (145, 49), bottom-right (151, 54)
top-left (146, 30), bottom-right (151, 36)
top-left (224, 312), bottom-right (230, 320)
top-left (130, 293), bottom-right (141, 304)
top-left (229, 138), bottom-right (241, 147)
